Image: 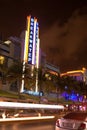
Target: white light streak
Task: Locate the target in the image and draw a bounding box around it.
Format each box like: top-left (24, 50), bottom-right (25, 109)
top-left (0, 116), bottom-right (55, 122)
top-left (0, 102), bottom-right (64, 110)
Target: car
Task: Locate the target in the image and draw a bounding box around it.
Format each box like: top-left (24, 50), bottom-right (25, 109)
top-left (55, 112), bottom-right (87, 130)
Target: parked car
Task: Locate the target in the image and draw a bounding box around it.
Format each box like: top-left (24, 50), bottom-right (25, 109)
top-left (55, 112), bottom-right (87, 130)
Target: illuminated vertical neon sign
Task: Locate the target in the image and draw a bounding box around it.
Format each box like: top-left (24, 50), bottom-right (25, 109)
top-left (27, 16), bottom-right (39, 65)
top-left (28, 17), bottom-right (34, 64)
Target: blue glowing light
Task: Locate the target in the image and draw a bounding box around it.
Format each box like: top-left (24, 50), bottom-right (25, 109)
top-left (62, 91), bottom-right (83, 102)
top-left (23, 90), bottom-right (43, 96)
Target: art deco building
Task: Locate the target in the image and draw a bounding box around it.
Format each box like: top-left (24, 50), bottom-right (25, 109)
top-left (0, 37), bottom-right (21, 90)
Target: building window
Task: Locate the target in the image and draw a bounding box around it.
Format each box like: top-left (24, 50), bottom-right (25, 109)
top-left (0, 56), bottom-right (4, 64)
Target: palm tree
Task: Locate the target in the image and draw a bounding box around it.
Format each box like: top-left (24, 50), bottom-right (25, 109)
top-left (34, 67), bottom-right (56, 103)
top-left (51, 73), bottom-right (63, 104)
top-left (6, 61), bottom-right (34, 98)
top-left (0, 63), bottom-right (8, 90)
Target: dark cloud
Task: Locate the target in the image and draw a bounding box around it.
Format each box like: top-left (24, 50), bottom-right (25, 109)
top-left (41, 8), bottom-right (87, 72)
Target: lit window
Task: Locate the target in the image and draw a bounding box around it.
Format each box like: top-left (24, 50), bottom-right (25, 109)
top-left (0, 56), bottom-right (4, 64)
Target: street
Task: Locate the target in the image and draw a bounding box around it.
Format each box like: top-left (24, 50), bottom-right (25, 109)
top-left (0, 119), bottom-right (56, 130)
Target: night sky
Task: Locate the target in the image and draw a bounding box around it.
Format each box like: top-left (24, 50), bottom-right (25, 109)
top-left (0, 0), bottom-right (87, 72)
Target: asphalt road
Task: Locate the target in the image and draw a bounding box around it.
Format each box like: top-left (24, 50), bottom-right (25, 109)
top-left (0, 119), bottom-right (56, 130)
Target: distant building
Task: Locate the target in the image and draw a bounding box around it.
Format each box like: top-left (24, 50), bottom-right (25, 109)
top-left (45, 62), bottom-right (60, 75)
top-left (39, 49), bottom-right (46, 67)
top-left (61, 68), bottom-right (87, 84)
top-left (0, 37), bottom-right (21, 67)
top-left (8, 36), bottom-right (21, 63)
top-left (0, 40), bottom-right (10, 67)
top-left (0, 38), bottom-right (21, 91)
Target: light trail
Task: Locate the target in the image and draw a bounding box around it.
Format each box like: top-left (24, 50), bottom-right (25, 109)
top-left (0, 116), bottom-right (55, 122)
top-left (0, 102), bottom-right (64, 110)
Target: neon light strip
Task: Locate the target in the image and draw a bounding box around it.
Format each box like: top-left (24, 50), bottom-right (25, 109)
top-left (0, 102), bottom-right (64, 109)
top-left (21, 65), bottom-right (25, 93)
top-left (36, 39), bottom-right (40, 68)
top-left (21, 16), bottom-right (30, 92)
top-left (67, 70), bottom-right (84, 74)
top-left (25, 16), bottom-right (31, 62)
top-left (21, 31), bottom-right (28, 92)
top-left (32, 19), bottom-right (37, 65)
top-left (61, 70), bottom-right (84, 76)
top-left (23, 16), bottom-right (31, 62)
top-left (0, 116), bottom-right (55, 122)
top-left (23, 31), bottom-right (27, 62)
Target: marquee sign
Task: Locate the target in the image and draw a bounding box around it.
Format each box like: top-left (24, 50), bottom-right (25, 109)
top-left (26, 16), bottom-right (39, 65)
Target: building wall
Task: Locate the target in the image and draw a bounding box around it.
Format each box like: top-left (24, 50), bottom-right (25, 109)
top-left (0, 38), bottom-right (21, 91)
top-left (45, 62), bottom-right (60, 75)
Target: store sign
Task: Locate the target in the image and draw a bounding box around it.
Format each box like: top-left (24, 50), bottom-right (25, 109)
top-left (28, 18), bottom-right (34, 64)
top-left (27, 17), bottom-right (39, 65)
